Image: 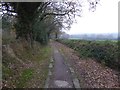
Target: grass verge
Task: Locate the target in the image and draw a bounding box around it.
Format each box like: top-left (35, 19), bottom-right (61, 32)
top-left (2, 40), bottom-right (51, 88)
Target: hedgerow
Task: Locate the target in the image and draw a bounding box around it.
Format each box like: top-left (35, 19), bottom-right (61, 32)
top-left (58, 39), bottom-right (119, 71)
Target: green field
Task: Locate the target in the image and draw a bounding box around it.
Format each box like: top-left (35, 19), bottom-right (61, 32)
top-left (58, 39), bottom-right (120, 71)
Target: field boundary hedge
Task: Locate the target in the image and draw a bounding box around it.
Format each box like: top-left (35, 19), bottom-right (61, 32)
top-left (57, 39), bottom-right (119, 71)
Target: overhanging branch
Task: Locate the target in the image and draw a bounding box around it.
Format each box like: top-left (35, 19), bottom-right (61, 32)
top-left (39, 11), bottom-right (69, 21)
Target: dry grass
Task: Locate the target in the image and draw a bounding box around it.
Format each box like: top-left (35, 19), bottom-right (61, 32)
top-left (2, 39), bottom-right (51, 88)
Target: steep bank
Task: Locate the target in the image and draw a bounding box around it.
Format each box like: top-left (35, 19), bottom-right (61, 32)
top-left (2, 39), bottom-right (51, 88)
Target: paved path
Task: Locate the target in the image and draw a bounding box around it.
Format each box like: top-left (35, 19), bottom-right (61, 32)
top-left (48, 42), bottom-right (74, 88)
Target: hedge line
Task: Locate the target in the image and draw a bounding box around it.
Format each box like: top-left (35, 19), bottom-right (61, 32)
top-left (57, 39), bottom-right (120, 71)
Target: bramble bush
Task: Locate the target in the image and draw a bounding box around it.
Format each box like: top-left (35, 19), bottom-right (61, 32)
top-left (58, 39), bottom-right (119, 71)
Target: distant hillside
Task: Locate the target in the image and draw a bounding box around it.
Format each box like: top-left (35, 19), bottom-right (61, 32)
top-left (69, 33), bottom-right (118, 40)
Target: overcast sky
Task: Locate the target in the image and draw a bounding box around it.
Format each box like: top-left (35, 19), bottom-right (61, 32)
top-left (65, 0), bottom-right (119, 35)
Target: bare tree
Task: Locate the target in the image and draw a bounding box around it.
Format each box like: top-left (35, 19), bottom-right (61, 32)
top-left (1, 1), bottom-right (100, 44)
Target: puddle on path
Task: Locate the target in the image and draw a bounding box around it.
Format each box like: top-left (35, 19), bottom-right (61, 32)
top-left (54, 80), bottom-right (72, 88)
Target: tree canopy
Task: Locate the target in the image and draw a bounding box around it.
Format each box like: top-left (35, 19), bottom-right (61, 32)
top-left (1, 1), bottom-right (100, 45)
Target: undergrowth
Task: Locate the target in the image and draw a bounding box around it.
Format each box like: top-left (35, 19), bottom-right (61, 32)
top-left (2, 39), bottom-right (51, 88)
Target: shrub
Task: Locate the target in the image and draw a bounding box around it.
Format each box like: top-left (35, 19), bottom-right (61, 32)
top-left (58, 39), bottom-right (119, 71)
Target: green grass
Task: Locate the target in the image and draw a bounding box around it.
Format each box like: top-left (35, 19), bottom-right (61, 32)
top-left (2, 40), bottom-right (52, 88)
top-left (16, 69), bottom-right (34, 87)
